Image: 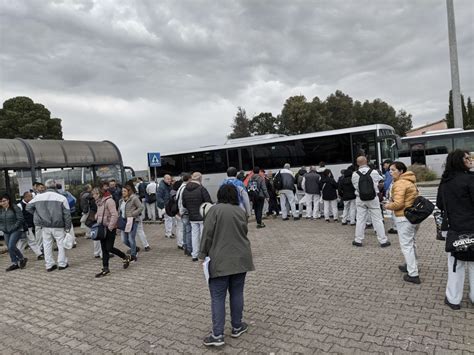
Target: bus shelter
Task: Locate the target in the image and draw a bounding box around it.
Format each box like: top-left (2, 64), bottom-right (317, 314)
top-left (0, 138), bottom-right (131, 196)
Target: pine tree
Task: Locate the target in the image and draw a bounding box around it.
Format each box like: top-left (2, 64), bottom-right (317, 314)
top-left (227, 107), bottom-right (251, 139)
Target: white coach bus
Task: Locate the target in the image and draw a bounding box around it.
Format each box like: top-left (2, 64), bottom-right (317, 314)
top-left (399, 128), bottom-right (474, 177)
top-left (153, 124), bottom-right (401, 198)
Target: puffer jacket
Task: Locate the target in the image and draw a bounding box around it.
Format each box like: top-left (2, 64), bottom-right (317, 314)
top-left (0, 205), bottom-right (24, 233)
top-left (95, 195), bottom-right (118, 230)
top-left (182, 182), bottom-right (213, 221)
top-left (278, 168), bottom-right (296, 191)
top-left (320, 175), bottom-right (338, 201)
top-left (385, 171), bottom-right (418, 217)
top-left (338, 170), bottom-right (356, 201)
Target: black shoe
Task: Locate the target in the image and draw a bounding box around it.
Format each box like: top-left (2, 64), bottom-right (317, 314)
top-left (95, 255), bottom-right (101, 259)
top-left (325, 219), bottom-right (330, 223)
top-left (293, 217), bottom-right (300, 221)
top-left (177, 245), bottom-right (184, 250)
top-left (135, 247), bottom-right (141, 253)
top-left (341, 222), bottom-right (348, 226)
top-left (352, 241), bottom-right (362, 247)
top-left (47, 265), bottom-right (58, 272)
top-left (398, 264), bottom-right (408, 273)
top-left (72, 244), bottom-right (77, 249)
top-left (282, 218), bottom-right (289, 221)
top-left (58, 264), bottom-right (69, 270)
top-left (37, 254), bottom-right (44, 260)
top-left (184, 249), bottom-right (191, 256)
top-left (388, 228), bottom-right (398, 234)
top-left (145, 246), bottom-right (151, 251)
top-left (403, 274), bottom-right (421, 284)
top-left (380, 242), bottom-right (391, 248)
top-left (19, 258), bottom-right (28, 269)
top-left (192, 258), bottom-right (198, 262)
top-left (365, 224), bottom-right (373, 229)
top-left (203, 334), bottom-right (225, 347)
top-left (333, 219), bottom-right (338, 223)
top-left (257, 223), bottom-right (266, 229)
top-left (123, 255), bottom-right (131, 269)
top-left (350, 223), bottom-right (356, 226)
top-left (95, 269), bottom-right (110, 278)
top-left (130, 255), bottom-right (138, 262)
top-left (6, 264), bottom-right (20, 272)
top-left (231, 322), bottom-right (248, 338)
top-left (444, 297), bottom-right (461, 310)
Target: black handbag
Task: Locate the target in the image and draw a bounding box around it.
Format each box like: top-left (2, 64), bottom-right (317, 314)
top-left (90, 203), bottom-right (107, 241)
top-left (404, 196), bottom-right (434, 224)
top-left (445, 230), bottom-right (474, 259)
top-left (117, 216), bottom-right (127, 231)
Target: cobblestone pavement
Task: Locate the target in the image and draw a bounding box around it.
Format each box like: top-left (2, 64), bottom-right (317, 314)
top-left (1, 217), bottom-right (473, 354)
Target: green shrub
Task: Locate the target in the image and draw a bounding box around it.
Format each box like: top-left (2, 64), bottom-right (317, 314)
top-left (408, 164), bottom-right (438, 182)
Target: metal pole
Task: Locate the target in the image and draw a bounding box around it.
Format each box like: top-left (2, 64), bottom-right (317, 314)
top-left (446, 0), bottom-right (463, 129)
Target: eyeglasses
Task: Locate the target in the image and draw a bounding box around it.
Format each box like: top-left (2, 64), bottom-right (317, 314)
top-left (464, 156), bottom-right (472, 161)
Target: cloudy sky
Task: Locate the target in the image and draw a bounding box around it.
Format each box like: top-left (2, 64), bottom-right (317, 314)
top-left (1, 0), bottom-right (473, 169)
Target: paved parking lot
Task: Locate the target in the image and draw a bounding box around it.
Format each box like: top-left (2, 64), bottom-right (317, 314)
top-left (1, 217), bottom-right (473, 354)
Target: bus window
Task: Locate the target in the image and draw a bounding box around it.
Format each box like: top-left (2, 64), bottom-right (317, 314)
top-left (227, 149), bottom-right (239, 169)
top-left (203, 150), bottom-right (227, 173)
top-left (241, 147), bottom-right (253, 171)
top-left (454, 135), bottom-right (474, 152)
top-left (425, 138), bottom-right (452, 155)
top-left (351, 132), bottom-right (377, 163)
top-left (399, 142), bottom-right (410, 157)
top-left (411, 143), bottom-right (426, 165)
top-left (380, 137), bottom-right (399, 162)
top-left (301, 134), bottom-right (351, 165)
top-left (157, 155), bottom-right (183, 177)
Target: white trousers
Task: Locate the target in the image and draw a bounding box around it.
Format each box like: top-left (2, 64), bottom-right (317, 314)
top-left (280, 190), bottom-right (298, 218)
top-left (146, 203), bottom-right (156, 221)
top-left (304, 194), bottom-right (321, 218)
top-left (395, 218), bottom-right (419, 277)
top-left (323, 199), bottom-right (338, 221)
top-left (164, 214), bottom-right (174, 237)
top-left (296, 191), bottom-right (305, 215)
top-left (17, 227), bottom-right (43, 256)
top-left (446, 255), bottom-right (474, 305)
top-left (341, 200), bottom-right (356, 224)
top-left (136, 221), bottom-right (149, 248)
top-left (354, 197), bottom-right (388, 244)
top-left (191, 221), bottom-right (203, 259)
top-left (93, 240), bottom-right (102, 257)
top-left (140, 198), bottom-right (146, 220)
top-left (175, 215), bottom-right (183, 247)
top-left (42, 227), bottom-right (68, 269)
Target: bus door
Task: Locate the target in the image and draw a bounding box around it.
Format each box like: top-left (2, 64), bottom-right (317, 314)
top-left (351, 132), bottom-right (377, 165)
top-left (410, 143), bottom-right (426, 165)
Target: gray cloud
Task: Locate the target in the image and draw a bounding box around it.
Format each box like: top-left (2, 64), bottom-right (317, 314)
top-left (1, 0), bottom-right (473, 169)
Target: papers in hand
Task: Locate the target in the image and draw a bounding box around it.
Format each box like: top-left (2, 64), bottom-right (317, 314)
top-left (203, 257), bottom-right (211, 283)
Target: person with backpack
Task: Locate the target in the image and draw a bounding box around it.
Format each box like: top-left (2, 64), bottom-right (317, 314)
top-left (275, 163), bottom-right (299, 221)
top-left (248, 166), bottom-right (269, 228)
top-left (338, 166), bottom-right (356, 225)
top-left (182, 172), bottom-right (213, 261)
top-left (436, 150), bottom-right (474, 310)
top-left (266, 170), bottom-right (280, 217)
top-left (157, 174), bottom-right (174, 238)
top-left (295, 167), bottom-right (307, 217)
top-left (301, 166), bottom-right (321, 219)
top-left (136, 177), bottom-right (148, 220)
top-left (320, 169), bottom-right (339, 222)
top-left (221, 167), bottom-right (251, 217)
top-left (383, 161), bottom-right (420, 284)
top-left (145, 179), bottom-right (157, 221)
top-left (351, 156), bottom-right (391, 248)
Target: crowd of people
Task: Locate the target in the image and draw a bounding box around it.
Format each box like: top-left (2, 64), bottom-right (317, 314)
top-left (1, 149), bottom-right (473, 346)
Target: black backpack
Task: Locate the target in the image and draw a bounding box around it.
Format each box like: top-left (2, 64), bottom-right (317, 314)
top-left (356, 169), bottom-right (376, 201)
top-left (165, 190), bottom-right (179, 217)
top-left (404, 196), bottom-right (435, 224)
top-left (273, 172), bottom-right (283, 190)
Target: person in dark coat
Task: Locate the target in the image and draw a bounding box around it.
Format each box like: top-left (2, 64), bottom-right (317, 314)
top-left (338, 166), bottom-right (356, 225)
top-left (320, 169), bottom-right (339, 222)
top-left (182, 172), bottom-right (213, 261)
top-left (157, 175), bottom-right (174, 238)
top-left (200, 184), bottom-right (255, 347)
top-left (0, 194), bottom-right (27, 271)
top-left (248, 166), bottom-right (269, 228)
top-left (436, 149), bottom-right (474, 310)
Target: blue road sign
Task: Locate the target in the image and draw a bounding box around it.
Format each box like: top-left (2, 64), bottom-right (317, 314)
top-left (148, 152), bottom-right (161, 167)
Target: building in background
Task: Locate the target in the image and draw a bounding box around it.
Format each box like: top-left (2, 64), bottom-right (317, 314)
top-left (406, 119), bottom-right (448, 137)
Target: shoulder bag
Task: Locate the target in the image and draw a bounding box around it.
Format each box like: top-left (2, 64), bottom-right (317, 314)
top-left (90, 203), bottom-right (108, 241)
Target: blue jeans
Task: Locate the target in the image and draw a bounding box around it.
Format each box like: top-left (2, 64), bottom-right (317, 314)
top-left (182, 214), bottom-right (192, 253)
top-left (209, 273), bottom-right (246, 337)
top-left (121, 222), bottom-right (138, 257)
top-left (4, 231), bottom-right (25, 264)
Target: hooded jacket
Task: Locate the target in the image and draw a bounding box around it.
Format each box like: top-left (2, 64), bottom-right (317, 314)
top-left (338, 169), bottom-right (356, 201)
top-left (320, 174), bottom-right (338, 201)
top-left (182, 181), bottom-right (212, 221)
top-left (385, 171), bottom-right (418, 217)
top-left (436, 171), bottom-right (474, 232)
